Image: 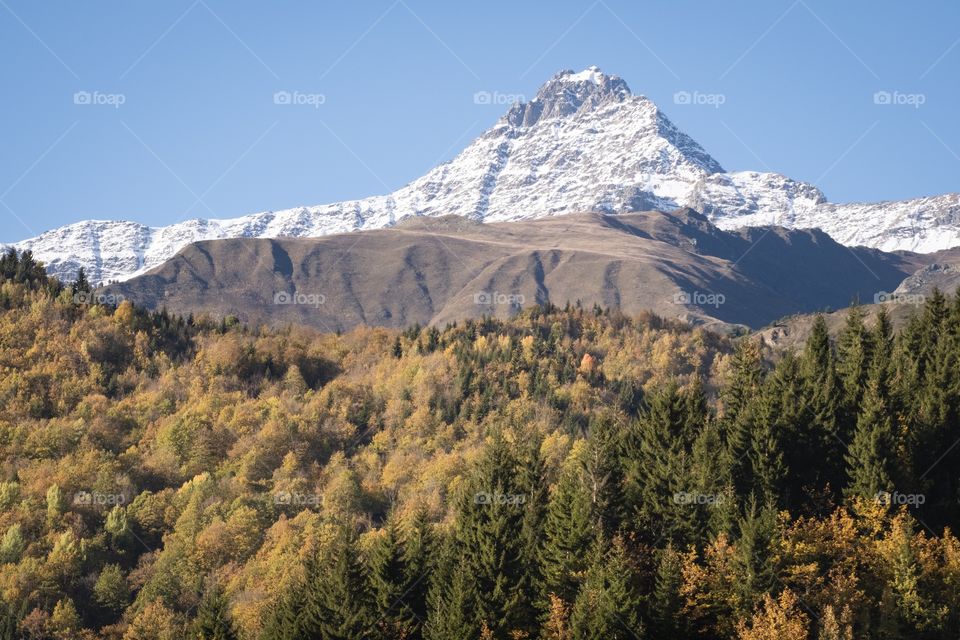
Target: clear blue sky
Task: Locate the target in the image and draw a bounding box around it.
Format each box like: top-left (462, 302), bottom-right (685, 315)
top-left (2, 0), bottom-right (958, 242)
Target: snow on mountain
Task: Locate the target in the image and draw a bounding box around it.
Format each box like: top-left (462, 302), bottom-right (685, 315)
top-left (9, 65), bottom-right (960, 284)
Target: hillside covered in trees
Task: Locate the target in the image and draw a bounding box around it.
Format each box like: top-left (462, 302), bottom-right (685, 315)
top-left (1, 248), bottom-right (960, 639)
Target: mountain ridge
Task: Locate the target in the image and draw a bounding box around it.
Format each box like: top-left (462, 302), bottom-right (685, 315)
top-left (103, 209), bottom-right (942, 332)
top-left (11, 66), bottom-right (960, 284)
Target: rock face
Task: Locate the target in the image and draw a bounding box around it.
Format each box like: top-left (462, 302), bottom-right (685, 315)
top-left (10, 66), bottom-right (960, 284)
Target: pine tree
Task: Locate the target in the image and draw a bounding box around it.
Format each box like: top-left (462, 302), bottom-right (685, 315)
top-left (800, 316), bottom-right (844, 494)
top-left (580, 414), bottom-right (627, 537)
top-left (690, 418), bottom-right (737, 542)
top-left (260, 579), bottom-right (310, 640)
top-left (734, 498), bottom-right (777, 616)
top-left (452, 432), bottom-right (529, 637)
top-left (626, 382), bottom-right (694, 544)
top-left (650, 545), bottom-right (686, 638)
top-left (367, 515), bottom-right (417, 639)
top-left (568, 536), bottom-right (644, 640)
top-left (191, 581), bottom-right (238, 640)
top-left (747, 379), bottom-right (788, 508)
top-left (721, 340), bottom-right (765, 497)
top-left (540, 460), bottom-right (595, 607)
top-left (72, 266), bottom-right (91, 293)
top-left (836, 304), bottom-right (872, 426)
top-left (399, 506), bottom-right (434, 633)
top-left (302, 533), bottom-right (375, 639)
top-left (722, 340), bottom-right (764, 428)
top-left (844, 355), bottom-right (896, 500)
top-left (515, 437), bottom-right (548, 633)
top-left (424, 536), bottom-right (479, 640)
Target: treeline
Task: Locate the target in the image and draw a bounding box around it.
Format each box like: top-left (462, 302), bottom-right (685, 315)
top-left (0, 247), bottom-right (959, 639)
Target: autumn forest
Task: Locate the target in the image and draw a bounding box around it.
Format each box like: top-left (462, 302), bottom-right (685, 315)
top-left (2, 248), bottom-right (960, 639)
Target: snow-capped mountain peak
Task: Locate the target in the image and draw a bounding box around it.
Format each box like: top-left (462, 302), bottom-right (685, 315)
top-left (8, 66), bottom-right (960, 284)
top-left (506, 66), bottom-right (633, 126)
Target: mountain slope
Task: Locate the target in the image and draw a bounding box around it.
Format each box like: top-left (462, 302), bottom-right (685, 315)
top-left (12, 66), bottom-right (960, 283)
top-left (104, 209), bottom-right (935, 332)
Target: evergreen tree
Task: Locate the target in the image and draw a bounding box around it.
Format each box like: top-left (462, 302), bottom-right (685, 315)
top-left (799, 316), bottom-right (844, 495)
top-left (367, 515), bottom-right (418, 639)
top-left (650, 545), bottom-right (686, 638)
top-left (72, 266), bottom-right (91, 293)
top-left (302, 533), bottom-right (375, 639)
top-left (400, 506), bottom-right (434, 632)
top-left (722, 340), bottom-right (764, 428)
top-left (721, 340), bottom-right (765, 497)
top-left (568, 536), bottom-right (644, 640)
top-left (844, 355), bottom-right (897, 500)
top-left (540, 459), bottom-right (595, 607)
top-left (581, 414), bottom-right (627, 537)
top-left (423, 537), bottom-right (479, 640)
top-left (690, 418), bottom-right (737, 542)
top-left (191, 581), bottom-right (238, 640)
top-left (452, 432), bottom-right (530, 637)
top-left (836, 304), bottom-right (872, 426)
top-left (515, 437), bottom-right (549, 633)
top-left (626, 382), bottom-right (694, 544)
top-left (734, 498), bottom-right (777, 616)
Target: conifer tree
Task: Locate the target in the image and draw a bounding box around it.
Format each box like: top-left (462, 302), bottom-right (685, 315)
top-left (453, 431), bottom-right (529, 637)
top-left (367, 515), bottom-right (417, 639)
top-left (568, 536), bottom-right (644, 640)
top-left (800, 315), bottom-right (844, 493)
top-left (650, 545), bottom-right (686, 638)
top-left (540, 459), bottom-right (595, 607)
top-left (626, 382), bottom-right (694, 544)
top-left (734, 498), bottom-right (777, 616)
top-left (72, 266), bottom-right (91, 293)
top-left (836, 304), bottom-right (872, 425)
top-left (581, 414), bottom-right (627, 537)
top-left (844, 355), bottom-right (897, 500)
top-left (191, 581), bottom-right (238, 640)
top-left (515, 437), bottom-right (548, 632)
top-left (400, 506), bottom-right (434, 631)
top-left (690, 418), bottom-right (737, 542)
top-left (424, 537), bottom-right (479, 640)
top-left (302, 533), bottom-right (375, 639)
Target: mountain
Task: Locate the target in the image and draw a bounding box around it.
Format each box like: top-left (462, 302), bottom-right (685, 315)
top-left (11, 66), bottom-right (960, 284)
top-left (103, 209), bottom-right (937, 332)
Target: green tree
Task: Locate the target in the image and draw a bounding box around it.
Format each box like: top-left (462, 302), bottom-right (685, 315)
top-left (191, 581), bottom-right (238, 640)
top-left (302, 533), bottom-right (374, 640)
top-left (540, 458), bottom-right (595, 606)
top-left (452, 432), bottom-right (530, 637)
top-left (93, 564), bottom-right (130, 620)
top-left (568, 536), bottom-right (644, 640)
top-left (423, 537), bottom-right (479, 640)
top-left (844, 357), bottom-right (897, 499)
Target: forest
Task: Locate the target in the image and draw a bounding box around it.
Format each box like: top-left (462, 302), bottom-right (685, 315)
top-left (1, 247), bottom-right (960, 639)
